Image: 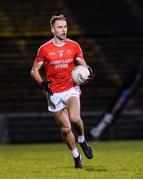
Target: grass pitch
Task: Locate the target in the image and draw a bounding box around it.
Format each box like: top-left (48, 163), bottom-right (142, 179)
top-left (0, 140), bottom-right (143, 178)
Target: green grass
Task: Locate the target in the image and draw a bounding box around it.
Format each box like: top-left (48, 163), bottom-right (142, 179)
top-left (0, 140), bottom-right (143, 178)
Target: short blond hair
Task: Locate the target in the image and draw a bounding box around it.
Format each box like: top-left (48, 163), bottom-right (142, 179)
top-left (50, 14), bottom-right (67, 28)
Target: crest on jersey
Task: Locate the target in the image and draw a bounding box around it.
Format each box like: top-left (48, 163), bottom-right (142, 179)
top-left (57, 50), bottom-right (64, 57)
top-left (66, 49), bottom-right (71, 54)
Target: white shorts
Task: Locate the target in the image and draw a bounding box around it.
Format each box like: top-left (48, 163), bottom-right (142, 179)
top-left (47, 86), bottom-right (81, 112)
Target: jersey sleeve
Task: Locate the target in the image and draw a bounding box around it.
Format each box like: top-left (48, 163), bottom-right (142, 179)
top-left (75, 43), bottom-right (84, 61)
top-left (35, 47), bottom-right (45, 64)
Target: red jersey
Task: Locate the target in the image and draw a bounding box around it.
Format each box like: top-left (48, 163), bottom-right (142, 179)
top-left (35, 38), bottom-right (84, 92)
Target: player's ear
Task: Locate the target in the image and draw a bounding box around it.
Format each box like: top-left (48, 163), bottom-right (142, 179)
top-left (51, 27), bottom-right (55, 34)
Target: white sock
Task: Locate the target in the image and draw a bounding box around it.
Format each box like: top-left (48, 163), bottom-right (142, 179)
top-left (72, 148), bottom-right (79, 158)
top-left (78, 135), bottom-right (85, 143)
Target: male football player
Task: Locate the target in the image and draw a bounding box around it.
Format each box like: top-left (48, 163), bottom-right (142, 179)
top-left (31, 14), bottom-right (94, 168)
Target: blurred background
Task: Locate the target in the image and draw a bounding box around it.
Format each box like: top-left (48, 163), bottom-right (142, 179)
top-left (0, 0), bottom-right (143, 144)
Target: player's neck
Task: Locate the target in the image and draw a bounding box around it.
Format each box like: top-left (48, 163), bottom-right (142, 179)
top-left (53, 37), bottom-right (65, 46)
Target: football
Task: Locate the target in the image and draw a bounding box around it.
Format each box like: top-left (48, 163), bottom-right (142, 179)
top-left (71, 65), bottom-right (90, 84)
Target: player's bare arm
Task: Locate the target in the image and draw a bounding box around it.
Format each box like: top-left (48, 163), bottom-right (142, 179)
top-left (31, 61), bottom-right (53, 94)
top-left (76, 58), bottom-right (87, 67)
top-left (31, 61), bottom-right (43, 84)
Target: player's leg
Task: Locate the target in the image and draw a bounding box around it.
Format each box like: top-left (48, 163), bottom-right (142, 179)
top-left (65, 96), bottom-right (84, 135)
top-left (65, 96), bottom-right (93, 159)
top-left (53, 108), bottom-right (76, 150)
top-left (53, 108), bottom-right (83, 168)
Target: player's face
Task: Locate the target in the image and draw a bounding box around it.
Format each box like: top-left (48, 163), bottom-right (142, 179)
top-left (51, 20), bottom-right (67, 40)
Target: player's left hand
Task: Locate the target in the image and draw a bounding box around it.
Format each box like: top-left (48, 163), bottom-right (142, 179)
top-left (82, 66), bottom-right (95, 85)
top-left (88, 66), bottom-right (95, 80)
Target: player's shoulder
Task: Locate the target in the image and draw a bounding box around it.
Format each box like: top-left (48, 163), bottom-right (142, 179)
top-left (66, 38), bottom-right (80, 46)
top-left (38, 39), bottom-right (53, 52)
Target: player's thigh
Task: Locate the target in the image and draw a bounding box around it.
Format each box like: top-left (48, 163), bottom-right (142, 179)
top-left (65, 96), bottom-right (81, 122)
top-left (53, 108), bottom-right (71, 129)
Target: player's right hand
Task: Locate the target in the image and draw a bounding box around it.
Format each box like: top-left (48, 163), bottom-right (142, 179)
top-left (40, 81), bottom-right (53, 95)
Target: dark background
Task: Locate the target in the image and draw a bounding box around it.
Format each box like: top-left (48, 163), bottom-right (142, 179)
top-left (0, 0), bottom-right (143, 143)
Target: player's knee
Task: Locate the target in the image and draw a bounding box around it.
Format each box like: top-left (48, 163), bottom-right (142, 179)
top-left (61, 126), bottom-right (71, 137)
top-left (70, 115), bottom-right (81, 124)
